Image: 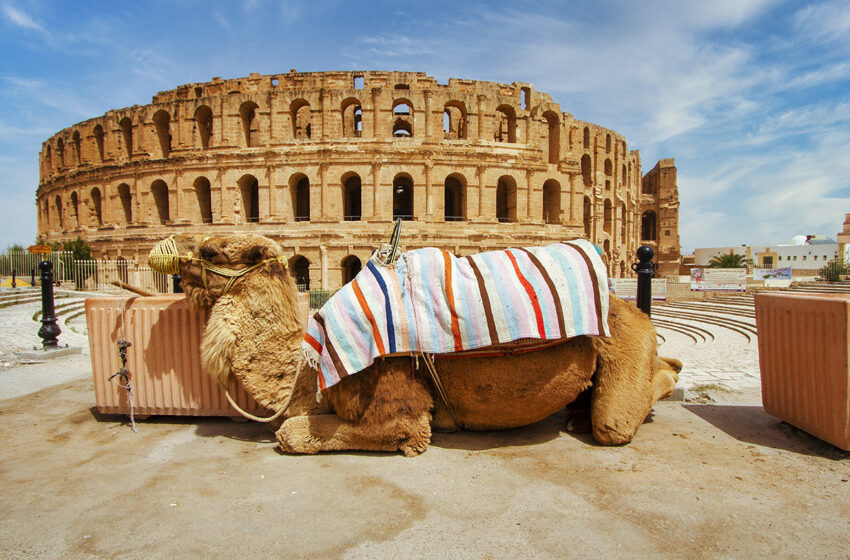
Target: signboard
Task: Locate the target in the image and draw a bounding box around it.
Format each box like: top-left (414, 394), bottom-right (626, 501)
top-left (27, 244), bottom-right (51, 254)
top-left (690, 268), bottom-right (746, 291)
top-left (609, 278), bottom-right (667, 300)
top-left (753, 267), bottom-right (792, 280)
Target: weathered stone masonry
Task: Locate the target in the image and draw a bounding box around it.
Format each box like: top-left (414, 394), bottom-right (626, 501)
top-left (36, 70), bottom-right (680, 289)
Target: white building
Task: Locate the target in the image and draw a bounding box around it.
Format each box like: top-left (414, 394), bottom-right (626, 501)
top-left (694, 236), bottom-right (843, 270)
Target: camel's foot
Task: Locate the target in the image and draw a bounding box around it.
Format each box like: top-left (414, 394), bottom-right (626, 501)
top-left (276, 413), bottom-right (431, 456)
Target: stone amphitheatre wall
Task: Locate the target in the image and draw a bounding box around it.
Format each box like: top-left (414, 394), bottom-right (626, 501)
top-left (36, 70), bottom-right (678, 290)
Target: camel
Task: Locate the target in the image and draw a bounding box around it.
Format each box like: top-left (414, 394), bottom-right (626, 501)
top-left (154, 233), bottom-right (680, 456)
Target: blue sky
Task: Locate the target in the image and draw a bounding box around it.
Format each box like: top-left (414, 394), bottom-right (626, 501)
top-left (1, 0), bottom-right (848, 253)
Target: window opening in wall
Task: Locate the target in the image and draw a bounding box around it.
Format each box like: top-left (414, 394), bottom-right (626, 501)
top-left (605, 180), bottom-right (611, 191)
top-left (293, 175), bottom-right (310, 221)
top-left (119, 117), bottom-right (133, 158)
top-left (45, 145), bottom-right (52, 172)
top-left (641, 211), bottom-right (657, 241)
top-left (72, 131), bottom-right (81, 164)
top-left (354, 76), bottom-right (364, 89)
top-left (271, 78), bottom-right (279, 87)
top-left (91, 187), bottom-right (103, 226)
top-left (341, 99), bottom-right (362, 137)
top-left (544, 111), bottom-right (559, 164)
top-left (342, 255), bottom-right (362, 284)
top-left (606, 134), bottom-right (611, 153)
top-left (494, 105), bottom-right (516, 143)
top-left (393, 118), bottom-right (412, 137)
top-left (93, 124), bottom-right (105, 161)
top-left (583, 196), bottom-right (592, 238)
top-left (393, 102), bottom-right (411, 116)
top-left (195, 105), bottom-right (213, 148)
top-left (153, 110), bottom-right (172, 157)
top-left (70, 192), bottom-right (79, 229)
top-left (620, 203), bottom-right (626, 244)
top-left (239, 102), bottom-right (260, 147)
top-left (194, 176), bottom-right (213, 223)
top-left (622, 164), bottom-right (626, 185)
top-left (118, 183), bottom-right (132, 223)
top-left (443, 102), bottom-right (467, 140)
top-left (344, 174), bottom-right (362, 221)
top-left (496, 176), bottom-right (517, 223)
top-left (394, 84), bottom-right (410, 90)
top-left (239, 175), bottom-right (260, 222)
top-left (55, 195), bottom-right (63, 229)
top-left (290, 256), bottom-right (310, 291)
top-left (603, 199), bottom-right (612, 233)
top-left (604, 158), bottom-right (612, 175)
top-left (56, 138), bottom-right (65, 168)
top-left (444, 175), bottom-right (465, 221)
top-left (603, 239), bottom-right (610, 259)
top-left (543, 179), bottom-right (561, 224)
top-left (292, 100), bottom-right (312, 139)
top-left (194, 86), bottom-right (203, 98)
top-left (393, 175), bottom-right (413, 220)
top-left (521, 87), bottom-right (530, 110)
top-left (581, 154), bottom-right (592, 188)
top-left (151, 180), bottom-right (170, 224)
top-left (583, 127), bottom-right (590, 150)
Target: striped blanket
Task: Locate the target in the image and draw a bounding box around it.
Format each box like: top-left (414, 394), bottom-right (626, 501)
top-left (302, 240), bottom-right (610, 391)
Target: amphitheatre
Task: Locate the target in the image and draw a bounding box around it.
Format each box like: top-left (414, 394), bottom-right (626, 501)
top-left (35, 70), bottom-right (681, 289)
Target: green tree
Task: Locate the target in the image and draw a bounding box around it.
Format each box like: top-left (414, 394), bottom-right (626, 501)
top-left (708, 253), bottom-right (749, 268)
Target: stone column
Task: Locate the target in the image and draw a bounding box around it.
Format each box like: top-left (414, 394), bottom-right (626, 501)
top-left (424, 154), bottom-right (434, 220)
top-left (217, 168), bottom-right (227, 224)
top-left (267, 165), bottom-right (277, 220)
top-left (172, 170), bottom-right (181, 223)
top-left (475, 165), bottom-right (485, 221)
top-left (525, 168), bottom-right (533, 222)
top-left (132, 175), bottom-right (142, 225)
top-left (320, 88), bottom-right (328, 140)
top-left (319, 161), bottom-right (329, 220)
top-left (371, 161), bottom-right (382, 220)
top-left (477, 95), bottom-right (486, 141)
top-left (371, 88), bottom-right (380, 139)
top-left (424, 91), bottom-right (432, 142)
top-left (320, 245), bottom-right (329, 290)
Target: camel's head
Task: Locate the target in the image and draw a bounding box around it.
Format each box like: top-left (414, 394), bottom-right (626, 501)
top-left (149, 233), bottom-right (291, 311)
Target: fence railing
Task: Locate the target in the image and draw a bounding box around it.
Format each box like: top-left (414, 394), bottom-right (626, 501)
top-left (0, 251), bottom-right (73, 283)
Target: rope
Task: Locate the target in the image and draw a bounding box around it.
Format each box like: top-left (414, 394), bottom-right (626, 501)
top-left (109, 297), bottom-right (137, 432)
top-left (222, 361), bottom-right (306, 423)
top-left (420, 352), bottom-right (461, 429)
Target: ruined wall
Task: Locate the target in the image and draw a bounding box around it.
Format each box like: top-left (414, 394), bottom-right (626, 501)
top-left (640, 159), bottom-right (682, 277)
top-left (36, 70), bottom-right (676, 290)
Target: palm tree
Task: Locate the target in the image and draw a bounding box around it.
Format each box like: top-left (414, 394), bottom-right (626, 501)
top-left (708, 253), bottom-right (749, 268)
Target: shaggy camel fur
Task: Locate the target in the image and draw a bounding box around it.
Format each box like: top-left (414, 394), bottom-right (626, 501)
top-left (167, 234), bottom-right (680, 456)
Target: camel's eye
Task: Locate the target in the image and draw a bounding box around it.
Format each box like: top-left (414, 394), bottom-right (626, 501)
top-left (200, 247), bottom-right (217, 261)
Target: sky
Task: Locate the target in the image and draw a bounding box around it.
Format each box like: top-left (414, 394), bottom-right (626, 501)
top-left (1, 0), bottom-right (848, 253)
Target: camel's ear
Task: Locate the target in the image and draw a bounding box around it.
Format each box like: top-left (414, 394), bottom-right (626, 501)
top-left (200, 242), bottom-right (222, 262)
top-left (658, 356), bottom-right (683, 374)
top-left (244, 244), bottom-right (271, 264)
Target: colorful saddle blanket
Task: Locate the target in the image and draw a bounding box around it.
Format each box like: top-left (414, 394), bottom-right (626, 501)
top-left (302, 240), bottom-right (610, 391)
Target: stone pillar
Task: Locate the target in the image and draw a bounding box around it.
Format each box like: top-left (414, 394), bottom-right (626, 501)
top-left (372, 161), bottom-right (382, 220)
top-left (132, 175), bottom-right (142, 225)
top-left (424, 154), bottom-right (433, 220)
top-left (525, 168), bottom-right (533, 222)
top-left (371, 88), bottom-right (380, 139)
top-left (320, 88), bottom-right (328, 140)
top-left (424, 91), bottom-right (432, 142)
top-left (319, 161), bottom-right (329, 220)
top-left (475, 165), bottom-right (485, 221)
top-left (217, 168), bottom-right (227, 224)
top-left (320, 245), bottom-right (329, 290)
top-left (267, 165), bottom-right (277, 220)
top-left (477, 95), bottom-right (486, 141)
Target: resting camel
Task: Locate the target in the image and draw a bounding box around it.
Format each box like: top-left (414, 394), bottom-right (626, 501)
top-left (153, 234), bottom-right (680, 456)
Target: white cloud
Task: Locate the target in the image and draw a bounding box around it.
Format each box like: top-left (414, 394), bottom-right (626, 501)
top-left (2, 3), bottom-right (48, 35)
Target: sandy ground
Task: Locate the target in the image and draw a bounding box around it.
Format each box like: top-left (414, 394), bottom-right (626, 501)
top-left (0, 293), bottom-right (848, 558)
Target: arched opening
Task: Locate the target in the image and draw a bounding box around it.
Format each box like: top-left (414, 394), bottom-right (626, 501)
top-left (543, 179), bottom-right (561, 224)
top-left (583, 196), bottom-right (592, 238)
top-left (194, 176), bottom-right (213, 223)
top-left (93, 124), bottom-right (104, 161)
top-left (603, 199), bottom-right (612, 233)
top-left (56, 138), bottom-right (65, 168)
top-left (72, 131), bottom-right (81, 164)
top-left (55, 195), bottom-right (63, 229)
top-left (392, 99), bottom-right (413, 138)
top-left (70, 191), bottom-right (79, 229)
top-left (119, 117), bottom-right (133, 158)
top-left (195, 105), bottom-right (213, 148)
top-left (392, 174), bottom-right (413, 221)
top-left (91, 187), bottom-right (103, 226)
top-left (604, 158), bottom-right (612, 176)
top-left (118, 183), bottom-right (132, 223)
top-left (239, 102), bottom-right (259, 147)
top-left (622, 164), bottom-right (627, 185)
top-left (641, 211), bottom-right (657, 241)
top-left (238, 174), bottom-right (259, 222)
top-left (290, 256), bottom-right (310, 291)
top-left (291, 99), bottom-right (311, 139)
top-left (603, 239), bottom-right (610, 259)
top-left (620, 203), bottom-right (627, 244)
top-left (443, 101), bottom-right (467, 139)
top-left (44, 145), bottom-right (52, 173)
top-left (543, 111), bottom-right (560, 164)
top-left (619, 261), bottom-right (626, 278)
top-left (606, 133), bottom-right (612, 153)
top-left (342, 255), bottom-right (362, 285)
top-left (151, 179), bottom-right (170, 224)
top-left (341, 98), bottom-right (362, 137)
top-left (290, 174), bottom-right (310, 221)
top-left (583, 127), bottom-right (591, 150)
top-left (153, 110), bottom-right (172, 157)
top-left (343, 173), bottom-right (361, 221)
top-left (581, 154), bottom-right (592, 188)
top-left (42, 198), bottom-right (49, 227)
top-left (496, 175), bottom-right (517, 223)
top-left (494, 105), bottom-right (516, 143)
top-left (444, 174), bottom-right (466, 221)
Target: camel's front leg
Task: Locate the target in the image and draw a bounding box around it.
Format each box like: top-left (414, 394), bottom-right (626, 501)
top-left (276, 412), bottom-right (432, 457)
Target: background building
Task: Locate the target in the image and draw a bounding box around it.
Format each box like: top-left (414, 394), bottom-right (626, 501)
top-left (36, 71), bottom-right (680, 290)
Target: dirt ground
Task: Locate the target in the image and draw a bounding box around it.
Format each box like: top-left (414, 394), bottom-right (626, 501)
top-left (1, 365), bottom-right (848, 560)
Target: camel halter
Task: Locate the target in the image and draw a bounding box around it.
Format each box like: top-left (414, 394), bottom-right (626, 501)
top-left (148, 235), bottom-right (288, 296)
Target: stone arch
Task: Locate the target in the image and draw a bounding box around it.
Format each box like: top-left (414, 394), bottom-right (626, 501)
top-left (237, 174), bottom-right (259, 222)
top-left (90, 187), bottom-right (103, 227)
top-left (494, 104), bottom-right (516, 143)
top-left (641, 210), bottom-right (657, 241)
top-left (496, 175), bottom-right (517, 223)
top-left (340, 97), bottom-right (362, 137)
top-left (117, 183), bottom-right (132, 224)
top-left (290, 255), bottom-right (310, 290)
top-left (54, 194), bottom-right (64, 229)
top-left (72, 130), bottom-right (82, 164)
top-left (194, 176), bottom-right (213, 223)
top-left (583, 195), bottom-right (592, 238)
top-left (291, 99), bottom-right (311, 139)
top-left (69, 191), bottom-right (80, 229)
top-left (342, 255), bottom-right (362, 285)
top-left (583, 126), bottom-right (590, 150)
top-left (543, 111), bottom-right (560, 164)
top-left (152, 110), bottom-right (172, 157)
top-left (194, 105), bottom-right (213, 148)
top-left (290, 173), bottom-right (310, 221)
top-left (443, 100), bottom-right (467, 139)
top-left (151, 179), bottom-right (170, 224)
top-left (392, 173), bottom-right (414, 220)
top-left (341, 171), bottom-right (362, 221)
top-left (581, 154), bottom-right (592, 189)
top-left (604, 158), bottom-right (613, 176)
top-left (603, 199), bottom-right (612, 233)
top-left (93, 124), bottom-right (105, 161)
top-left (392, 98), bottom-right (413, 137)
top-left (444, 173), bottom-right (466, 221)
top-left (56, 138), bottom-right (65, 168)
top-left (239, 101), bottom-right (260, 147)
top-left (44, 144), bottom-right (52, 174)
top-left (119, 117), bottom-right (133, 158)
top-left (543, 179), bottom-right (561, 224)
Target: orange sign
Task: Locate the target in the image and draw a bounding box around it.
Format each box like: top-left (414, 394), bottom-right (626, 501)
top-left (28, 244), bottom-right (51, 254)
